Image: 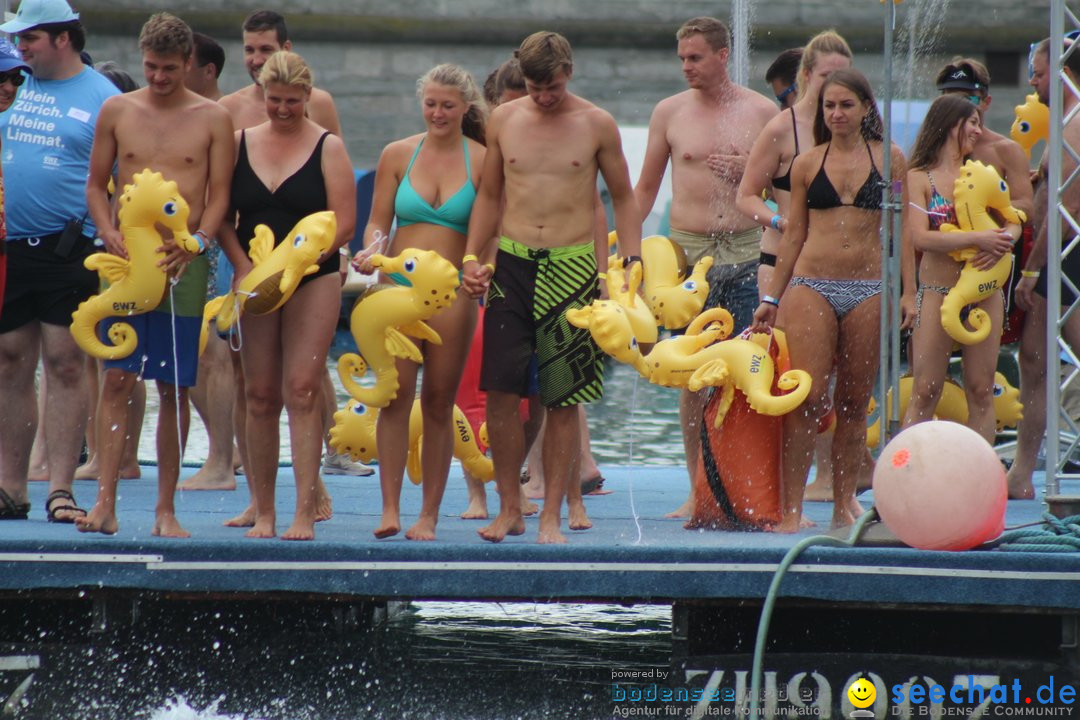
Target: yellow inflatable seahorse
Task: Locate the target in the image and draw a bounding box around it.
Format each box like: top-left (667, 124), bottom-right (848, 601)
top-left (405, 400), bottom-right (493, 484)
top-left (939, 160), bottom-right (1027, 345)
top-left (338, 248), bottom-right (460, 408)
top-left (70, 170), bottom-right (198, 359)
top-left (328, 398), bottom-right (493, 482)
top-left (605, 256), bottom-right (659, 346)
top-left (564, 255), bottom-right (658, 370)
top-left (685, 329), bottom-right (812, 427)
top-left (865, 372), bottom-right (1023, 447)
top-left (328, 399), bottom-right (379, 463)
top-left (1010, 93), bottom-right (1049, 159)
top-left (637, 308), bottom-right (735, 387)
top-left (199, 211), bottom-right (337, 354)
top-left (641, 235), bottom-right (713, 330)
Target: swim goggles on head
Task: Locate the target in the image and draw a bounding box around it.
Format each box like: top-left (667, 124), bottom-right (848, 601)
top-left (774, 82), bottom-right (797, 106)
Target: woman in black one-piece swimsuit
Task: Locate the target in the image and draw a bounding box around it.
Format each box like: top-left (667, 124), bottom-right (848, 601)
top-left (216, 51), bottom-right (357, 541)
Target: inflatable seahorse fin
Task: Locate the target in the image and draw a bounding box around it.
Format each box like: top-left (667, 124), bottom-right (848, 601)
top-left (687, 359), bottom-right (730, 393)
top-left (85, 253), bottom-right (131, 285)
top-left (399, 320), bottom-right (442, 344)
top-left (249, 224), bottom-right (275, 265)
top-left (384, 327), bottom-right (424, 363)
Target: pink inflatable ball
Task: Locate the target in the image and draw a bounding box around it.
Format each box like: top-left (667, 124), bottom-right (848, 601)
top-left (872, 421), bottom-right (1006, 551)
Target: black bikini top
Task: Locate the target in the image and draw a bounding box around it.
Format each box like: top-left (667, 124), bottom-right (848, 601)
top-left (805, 141), bottom-right (884, 211)
top-left (771, 108), bottom-right (800, 193)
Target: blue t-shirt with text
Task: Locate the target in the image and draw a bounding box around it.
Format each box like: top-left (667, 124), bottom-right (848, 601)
top-left (0, 66), bottom-right (119, 239)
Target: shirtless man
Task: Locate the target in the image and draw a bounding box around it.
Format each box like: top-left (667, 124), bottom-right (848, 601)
top-left (181, 30), bottom-right (238, 493)
top-left (634, 17), bottom-right (778, 517)
top-left (1014, 39), bottom-right (1080, 498)
top-left (219, 9), bottom-right (340, 134)
top-left (462, 31), bottom-right (641, 544)
top-left (76, 12), bottom-right (234, 536)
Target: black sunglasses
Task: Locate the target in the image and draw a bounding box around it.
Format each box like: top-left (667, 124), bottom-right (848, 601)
top-left (0, 71), bottom-right (25, 87)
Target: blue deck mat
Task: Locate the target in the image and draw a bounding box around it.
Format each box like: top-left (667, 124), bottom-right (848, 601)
top-left (2, 466), bottom-right (1078, 609)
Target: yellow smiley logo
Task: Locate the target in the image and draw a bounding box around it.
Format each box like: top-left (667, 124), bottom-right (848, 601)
top-left (847, 678), bottom-right (876, 709)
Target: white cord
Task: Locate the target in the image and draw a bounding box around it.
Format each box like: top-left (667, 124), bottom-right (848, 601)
top-left (907, 201), bottom-right (950, 218)
top-left (168, 279), bottom-right (185, 470)
top-left (627, 371), bottom-right (643, 545)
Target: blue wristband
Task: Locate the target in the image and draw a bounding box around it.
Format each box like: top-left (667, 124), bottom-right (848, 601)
top-left (762, 294), bottom-right (780, 307)
top-left (769, 214), bottom-right (782, 230)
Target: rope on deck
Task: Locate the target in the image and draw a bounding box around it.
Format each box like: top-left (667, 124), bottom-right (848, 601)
top-left (996, 513), bottom-right (1080, 552)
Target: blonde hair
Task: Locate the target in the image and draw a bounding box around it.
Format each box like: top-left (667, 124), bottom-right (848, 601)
top-left (676, 17), bottom-right (730, 53)
top-left (416, 63), bottom-right (488, 145)
top-left (516, 31), bottom-right (573, 83)
top-left (797, 30), bottom-right (853, 100)
top-left (258, 50), bottom-right (312, 93)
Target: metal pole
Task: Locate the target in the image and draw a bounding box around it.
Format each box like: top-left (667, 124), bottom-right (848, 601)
top-left (1046, 1), bottom-right (1064, 500)
top-left (732, 0), bottom-right (750, 87)
top-left (878, 0), bottom-right (901, 446)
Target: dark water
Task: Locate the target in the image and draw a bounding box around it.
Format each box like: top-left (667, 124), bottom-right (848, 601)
top-left (5, 601), bottom-right (672, 719)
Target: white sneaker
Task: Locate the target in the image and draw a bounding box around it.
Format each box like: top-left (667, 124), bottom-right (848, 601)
top-left (322, 452), bottom-right (375, 477)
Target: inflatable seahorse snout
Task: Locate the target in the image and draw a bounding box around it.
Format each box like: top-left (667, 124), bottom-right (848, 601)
top-left (277, 211), bottom-right (337, 296)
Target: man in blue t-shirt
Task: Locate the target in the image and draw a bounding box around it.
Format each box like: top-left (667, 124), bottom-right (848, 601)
top-left (0, 0), bottom-right (119, 524)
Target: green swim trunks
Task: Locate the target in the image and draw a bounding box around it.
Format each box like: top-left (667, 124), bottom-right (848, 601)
top-left (480, 236), bottom-right (603, 407)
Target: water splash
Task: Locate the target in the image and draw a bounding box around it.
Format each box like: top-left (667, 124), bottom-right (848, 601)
top-left (148, 696), bottom-right (253, 720)
top-left (894, 0), bottom-right (953, 101)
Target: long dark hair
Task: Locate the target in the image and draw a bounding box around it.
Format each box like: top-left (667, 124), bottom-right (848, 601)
top-left (908, 95), bottom-right (979, 171)
top-left (813, 68), bottom-right (884, 145)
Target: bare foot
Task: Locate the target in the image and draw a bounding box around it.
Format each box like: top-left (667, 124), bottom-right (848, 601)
top-left (315, 488), bottom-right (333, 523)
top-left (405, 517), bottom-right (437, 541)
top-left (119, 464), bottom-right (141, 480)
top-left (374, 512), bottom-right (401, 539)
top-left (1007, 469), bottom-right (1035, 500)
top-left (179, 466), bottom-right (237, 491)
top-left (665, 497), bottom-right (693, 519)
top-left (519, 497), bottom-right (539, 517)
top-left (224, 505), bottom-right (256, 527)
top-left (244, 515), bottom-right (275, 538)
top-left (831, 508), bottom-right (856, 530)
top-left (75, 504), bottom-right (118, 535)
top-left (803, 478), bottom-right (833, 502)
top-left (568, 499), bottom-right (592, 531)
top-left (478, 511), bottom-right (525, 543)
top-left (461, 498), bottom-right (489, 519)
top-left (281, 517), bottom-right (315, 541)
top-left (74, 459), bottom-right (99, 481)
top-left (847, 495), bottom-right (865, 518)
top-left (152, 513), bottom-right (190, 538)
top-left (772, 515), bottom-right (802, 534)
top-left (523, 473), bottom-right (545, 500)
top-left (537, 515), bottom-right (567, 544)
top-left (800, 515), bottom-right (817, 529)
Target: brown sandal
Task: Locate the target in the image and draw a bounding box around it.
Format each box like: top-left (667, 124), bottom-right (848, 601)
top-left (45, 489), bottom-right (87, 524)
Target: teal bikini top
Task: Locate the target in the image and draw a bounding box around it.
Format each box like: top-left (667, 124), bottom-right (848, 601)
top-left (394, 137), bottom-right (475, 235)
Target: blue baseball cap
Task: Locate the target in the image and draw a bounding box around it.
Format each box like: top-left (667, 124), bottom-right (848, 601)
top-left (0, 0), bottom-right (80, 34)
top-left (0, 38), bottom-right (30, 73)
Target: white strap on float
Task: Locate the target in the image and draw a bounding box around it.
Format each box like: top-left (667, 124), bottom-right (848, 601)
top-left (168, 280), bottom-right (185, 469)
